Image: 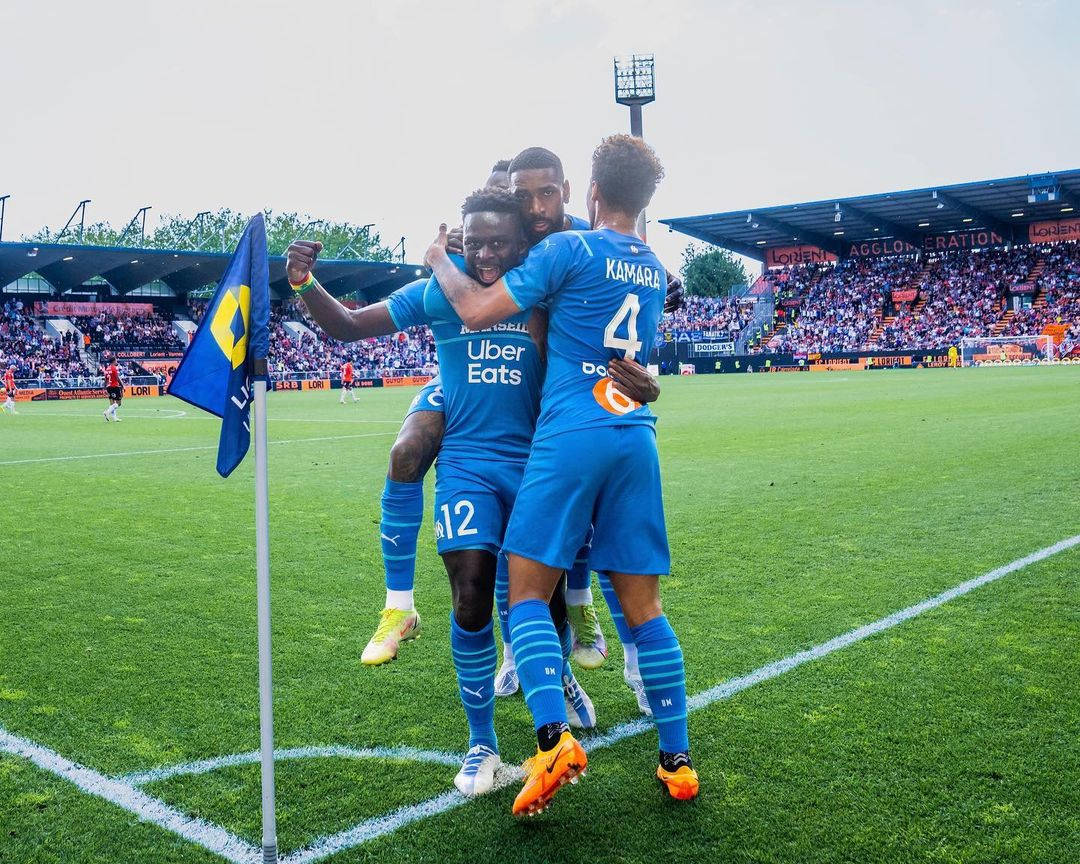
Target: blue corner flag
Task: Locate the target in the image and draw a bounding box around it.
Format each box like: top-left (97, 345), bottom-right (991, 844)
top-left (168, 214), bottom-right (270, 477)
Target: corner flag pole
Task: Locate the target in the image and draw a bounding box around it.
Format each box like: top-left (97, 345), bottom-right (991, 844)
top-left (252, 356), bottom-right (278, 864)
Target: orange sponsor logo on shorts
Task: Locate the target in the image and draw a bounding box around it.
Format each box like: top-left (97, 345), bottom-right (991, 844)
top-left (591, 377), bottom-right (641, 416)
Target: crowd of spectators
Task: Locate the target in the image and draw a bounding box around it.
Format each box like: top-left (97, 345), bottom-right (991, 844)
top-left (878, 246), bottom-right (1038, 350)
top-left (659, 295), bottom-right (754, 341)
top-left (763, 256), bottom-right (921, 353)
top-left (0, 299), bottom-right (92, 382)
top-left (268, 300), bottom-right (437, 378)
top-left (71, 310), bottom-right (184, 351)
top-left (1001, 242), bottom-right (1080, 358)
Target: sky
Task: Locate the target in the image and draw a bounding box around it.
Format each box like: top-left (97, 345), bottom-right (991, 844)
top-left (2, 0), bottom-right (1078, 279)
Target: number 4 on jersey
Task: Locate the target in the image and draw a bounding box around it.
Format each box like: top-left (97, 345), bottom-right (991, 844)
top-left (604, 293), bottom-right (642, 360)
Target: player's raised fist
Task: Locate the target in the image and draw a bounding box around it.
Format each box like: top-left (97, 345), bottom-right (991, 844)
top-left (664, 272), bottom-right (684, 314)
top-left (424, 224), bottom-right (449, 268)
top-left (286, 240), bottom-right (323, 284)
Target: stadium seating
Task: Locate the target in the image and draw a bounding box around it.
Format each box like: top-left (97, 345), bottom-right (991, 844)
top-left (0, 299), bottom-right (93, 382)
top-left (752, 242), bottom-right (1076, 354)
top-left (658, 295), bottom-right (754, 342)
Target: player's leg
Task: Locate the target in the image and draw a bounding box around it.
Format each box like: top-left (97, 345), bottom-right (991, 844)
top-left (361, 384), bottom-right (444, 665)
top-left (548, 574), bottom-right (595, 729)
top-left (351, 381), bottom-right (359, 402)
top-left (596, 570), bottom-right (650, 714)
top-left (339, 381), bottom-right (346, 403)
top-left (565, 538), bottom-right (608, 670)
top-left (502, 431), bottom-right (604, 815)
top-left (443, 548), bottom-right (501, 796)
top-left (493, 551), bottom-right (518, 696)
top-left (112, 392), bottom-right (122, 421)
top-left (589, 425), bottom-right (697, 801)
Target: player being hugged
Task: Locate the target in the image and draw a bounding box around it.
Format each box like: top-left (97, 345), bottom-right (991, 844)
top-left (102, 358), bottom-right (124, 422)
top-left (425, 134), bottom-right (698, 815)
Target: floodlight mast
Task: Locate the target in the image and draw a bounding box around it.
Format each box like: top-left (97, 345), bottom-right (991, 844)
top-left (613, 54), bottom-right (655, 239)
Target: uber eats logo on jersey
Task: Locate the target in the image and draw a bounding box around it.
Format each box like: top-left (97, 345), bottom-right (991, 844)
top-left (467, 338), bottom-right (527, 385)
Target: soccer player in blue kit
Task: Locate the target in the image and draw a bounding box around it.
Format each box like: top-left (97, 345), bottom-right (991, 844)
top-left (287, 188), bottom-right (612, 797)
top-left (424, 135), bottom-right (699, 815)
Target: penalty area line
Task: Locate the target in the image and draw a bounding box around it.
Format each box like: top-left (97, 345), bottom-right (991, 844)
top-left (279, 532), bottom-right (1080, 864)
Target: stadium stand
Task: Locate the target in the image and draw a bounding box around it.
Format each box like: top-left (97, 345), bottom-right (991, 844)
top-left (0, 298), bottom-right (93, 382)
top-left (658, 295), bottom-right (754, 342)
top-left (71, 309), bottom-right (185, 351)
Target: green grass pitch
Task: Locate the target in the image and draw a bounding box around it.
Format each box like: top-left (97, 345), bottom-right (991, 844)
top-left (1, 367), bottom-right (1078, 864)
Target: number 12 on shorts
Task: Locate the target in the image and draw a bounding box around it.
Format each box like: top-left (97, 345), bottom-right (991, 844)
top-left (439, 500), bottom-right (477, 540)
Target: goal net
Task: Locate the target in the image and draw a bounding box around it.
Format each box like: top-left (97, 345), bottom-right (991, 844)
top-left (959, 334), bottom-right (1056, 367)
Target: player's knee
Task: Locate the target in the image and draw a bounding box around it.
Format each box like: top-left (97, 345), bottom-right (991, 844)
top-left (452, 582), bottom-right (494, 630)
top-left (387, 436), bottom-right (425, 483)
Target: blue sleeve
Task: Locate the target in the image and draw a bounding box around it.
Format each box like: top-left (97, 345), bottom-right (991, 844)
top-left (386, 278), bottom-right (430, 330)
top-left (567, 214), bottom-right (591, 231)
top-left (501, 234), bottom-right (582, 311)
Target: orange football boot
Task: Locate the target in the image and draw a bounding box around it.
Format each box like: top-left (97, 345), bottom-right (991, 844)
top-left (512, 730), bottom-right (587, 816)
top-left (656, 762), bottom-right (699, 800)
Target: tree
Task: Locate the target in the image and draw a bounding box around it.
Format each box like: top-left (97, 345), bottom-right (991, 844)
top-left (22, 208), bottom-right (394, 261)
top-left (680, 243), bottom-right (748, 297)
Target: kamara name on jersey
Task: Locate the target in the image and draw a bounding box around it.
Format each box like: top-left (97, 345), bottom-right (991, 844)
top-left (605, 258), bottom-right (662, 290)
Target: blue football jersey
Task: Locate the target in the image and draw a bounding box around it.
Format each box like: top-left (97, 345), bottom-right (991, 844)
top-left (501, 228), bottom-right (665, 441)
top-left (567, 214), bottom-right (591, 231)
top-left (392, 256), bottom-right (543, 463)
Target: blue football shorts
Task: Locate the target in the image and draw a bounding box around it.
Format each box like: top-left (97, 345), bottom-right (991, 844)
top-left (503, 424), bottom-right (669, 575)
top-left (433, 456), bottom-right (525, 557)
top-left (405, 376), bottom-right (444, 417)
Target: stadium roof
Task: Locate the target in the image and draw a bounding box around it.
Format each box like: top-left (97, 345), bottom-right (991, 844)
top-left (660, 169), bottom-right (1080, 262)
top-left (0, 241), bottom-right (427, 302)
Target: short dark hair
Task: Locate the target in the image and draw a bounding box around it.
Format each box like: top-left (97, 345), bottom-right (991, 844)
top-left (490, 159), bottom-right (511, 173)
top-left (591, 134), bottom-right (664, 216)
top-left (508, 147), bottom-right (563, 180)
top-left (461, 187), bottom-right (523, 221)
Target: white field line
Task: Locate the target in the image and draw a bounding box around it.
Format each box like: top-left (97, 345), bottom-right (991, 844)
top-left (123, 745), bottom-right (466, 786)
top-left (1, 534), bottom-right (1076, 864)
top-left (0, 432), bottom-right (395, 466)
top-left (277, 532), bottom-right (1080, 864)
top-left (12, 408), bottom-right (401, 424)
top-left (0, 728), bottom-right (260, 864)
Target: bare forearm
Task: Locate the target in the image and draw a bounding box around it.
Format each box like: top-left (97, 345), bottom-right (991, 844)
top-left (299, 280), bottom-right (396, 341)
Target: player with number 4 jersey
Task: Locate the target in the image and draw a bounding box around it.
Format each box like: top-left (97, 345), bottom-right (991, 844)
top-left (425, 134), bottom-right (697, 816)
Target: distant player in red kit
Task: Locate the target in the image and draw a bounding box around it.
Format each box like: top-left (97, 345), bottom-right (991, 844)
top-left (103, 359), bottom-right (124, 422)
top-left (2, 366), bottom-right (16, 415)
top-left (339, 360), bottom-right (358, 404)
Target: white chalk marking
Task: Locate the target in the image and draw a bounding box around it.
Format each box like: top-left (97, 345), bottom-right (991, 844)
top-left (123, 745), bottom-right (466, 786)
top-left (0, 432), bottom-right (395, 466)
top-left (0, 728), bottom-right (260, 864)
top-left (279, 533), bottom-right (1080, 863)
top-left (3, 534), bottom-right (1076, 863)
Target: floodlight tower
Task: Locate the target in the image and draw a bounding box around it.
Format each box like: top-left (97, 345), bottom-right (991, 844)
top-left (614, 54), bottom-right (655, 238)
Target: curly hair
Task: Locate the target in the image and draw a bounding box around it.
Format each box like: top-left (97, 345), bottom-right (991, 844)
top-left (508, 147), bottom-right (563, 180)
top-left (591, 134), bottom-right (665, 216)
top-left (490, 159), bottom-right (512, 173)
top-left (461, 186), bottom-right (523, 221)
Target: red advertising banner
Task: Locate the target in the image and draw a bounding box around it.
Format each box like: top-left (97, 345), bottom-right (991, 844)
top-left (1028, 217), bottom-right (1080, 244)
top-left (382, 375), bottom-right (434, 387)
top-left (891, 289), bottom-right (918, 303)
top-left (764, 245), bottom-right (838, 269)
top-left (34, 301), bottom-right (156, 317)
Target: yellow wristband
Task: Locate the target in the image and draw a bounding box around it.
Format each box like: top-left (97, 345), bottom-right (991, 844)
top-left (290, 272), bottom-right (315, 294)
